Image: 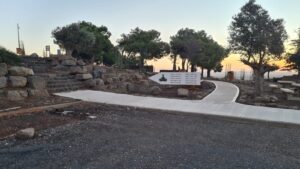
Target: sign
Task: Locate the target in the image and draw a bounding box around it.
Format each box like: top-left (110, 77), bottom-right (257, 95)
top-left (45, 45), bottom-right (50, 51)
top-left (149, 72), bottom-right (201, 86)
top-left (16, 48), bottom-right (23, 55)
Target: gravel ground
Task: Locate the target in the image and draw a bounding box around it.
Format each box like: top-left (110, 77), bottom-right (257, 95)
top-left (0, 103), bottom-right (300, 169)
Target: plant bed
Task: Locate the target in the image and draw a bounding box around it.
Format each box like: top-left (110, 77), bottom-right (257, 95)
top-left (233, 80), bottom-right (300, 110)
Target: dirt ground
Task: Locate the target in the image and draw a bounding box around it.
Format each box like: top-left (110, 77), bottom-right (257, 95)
top-left (0, 95), bottom-right (78, 112)
top-left (0, 102), bottom-right (300, 169)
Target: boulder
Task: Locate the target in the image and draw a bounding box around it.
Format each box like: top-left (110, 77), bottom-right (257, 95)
top-left (177, 88), bottom-right (189, 97)
top-left (139, 80), bottom-right (150, 87)
top-left (118, 74), bottom-right (129, 82)
top-left (8, 66), bottom-right (34, 76)
top-left (6, 90), bottom-right (28, 101)
top-left (77, 60), bottom-right (86, 66)
top-left (30, 53), bottom-right (39, 57)
top-left (27, 76), bottom-right (46, 89)
top-left (92, 69), bottom-right (102, 78)
top-left (269, 95), bottom-right (279, 103)
top-left (95, 79), bottom-right (104, 86)
top-left (0, 77), bottom-right (7, 88)
top-left (16, 128), bottom-right (35, 140)
top-left (133, 73), bottom-right (143, 81)
top-left (127, 83), bottom-right (139, 93)
top-left (86, 64), bottom-right (94, 73)
top-left (105, 78), bottom-right (113, 85)
top-left (51, 59), bottom-right (59, 66)
top-left (150, 86), bottom-right (162, 95)
top-left (69, 66), bottom-right (87, 75)
top-left (76, 73), bottom-right (93, 80)
top-left (9, 76), bottom-right (27, 87)
top-left (27, 89), bottom-right (49, 97)
top-left (61, 59), bottom-right (76, 66)
top-left (0, 63), bottom-right (8, 76)
top-left (85, 79), bottom-right (97, 88)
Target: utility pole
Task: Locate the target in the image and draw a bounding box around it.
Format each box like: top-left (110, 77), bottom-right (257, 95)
top-left (17, 24), bottom-right (20, 49)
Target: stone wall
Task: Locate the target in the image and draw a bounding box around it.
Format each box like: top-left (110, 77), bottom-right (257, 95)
top-left (0, 63), bottom-right (49, 101)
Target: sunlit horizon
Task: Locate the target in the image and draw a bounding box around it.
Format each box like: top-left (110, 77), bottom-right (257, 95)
top-left (0, 0), bottom-right (299, 77)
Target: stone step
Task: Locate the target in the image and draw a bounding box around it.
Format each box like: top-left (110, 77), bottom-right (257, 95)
top-left (47, 83), bottom-right (84, 89)
top-left (47, 86), bottom-right (83, 93)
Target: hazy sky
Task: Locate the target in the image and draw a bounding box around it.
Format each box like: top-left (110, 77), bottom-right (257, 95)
top-left (0, 0), bottom-right (300, 72)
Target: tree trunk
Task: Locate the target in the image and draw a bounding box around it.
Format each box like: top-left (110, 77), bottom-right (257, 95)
top-left (191, 64), bottom-right (195, 72)
top-left (201, 67), bottom-right (204, 78)
top-left (139, 57), bottom-right (144, 71)
top-left (207, 69), bottom-right (211, 78)
top-left (173, 55), bottom-right (177, 71)
top-left (66, 50), bottom-right (72, 57)
top-left (267, 71), bottom-right (270, 80)
top-left (254, 69), bottom-right (264, 96)
top-left (182, 59), bottom-right (186, 71)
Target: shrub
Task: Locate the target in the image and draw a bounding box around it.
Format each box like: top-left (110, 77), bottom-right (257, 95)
top-left (0, 47), bottom-right (20, 65)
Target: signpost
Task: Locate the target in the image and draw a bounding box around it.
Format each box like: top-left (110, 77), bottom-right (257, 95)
top-left (149, 72), bottom-right (201, 86)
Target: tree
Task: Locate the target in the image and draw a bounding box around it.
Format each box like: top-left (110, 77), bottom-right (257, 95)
top-left (264, 64), bottom-right (279, 80)
top-left (118, 27), bottom-right (170, 70)
top-left (52, 21), bottom-right (119, 65)
top-left (229, 0), bottom-right (287, 95)
top-left (286, 29), bottom-right (300, 79)
top-left (0, 47), bottom-right (20, 65)
top-left (171, 28), bottom-right (227, 75)
top-left (197, 40), bottom-right (228, 77)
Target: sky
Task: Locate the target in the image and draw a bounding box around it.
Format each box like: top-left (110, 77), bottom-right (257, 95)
top-left (0, 0), bottom-right (300, 74)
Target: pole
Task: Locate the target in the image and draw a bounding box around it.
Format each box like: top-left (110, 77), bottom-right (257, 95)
top-left (17, 24), bottom-right (20, 49)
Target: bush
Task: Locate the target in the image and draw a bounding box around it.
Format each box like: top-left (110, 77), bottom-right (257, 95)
top-left (0, 47), bottom-right (20, 65)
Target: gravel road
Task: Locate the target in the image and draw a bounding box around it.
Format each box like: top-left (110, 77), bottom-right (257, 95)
top-left (0, 103), bottom-right (300, 169)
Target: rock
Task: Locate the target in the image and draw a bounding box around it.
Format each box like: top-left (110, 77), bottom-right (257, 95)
top-left (139, 80), bottom-right (150, 87)
top-left (95, 79), bottom-right (104, 86)
top-left (255, 96), bottom-right (270, 103)
top-left (88, 115), bottom-right (97, 119)
top-left (105, 78), bottom-right (113, 84)
top-left (86, 64), bottom-right (94, 73)
top-left (16, 128), bottom-right (35, 140)
top-left (112, 77), bottom-right (119, 82)
top-left (0, 77), bottom-right (7, 88)
top-left (85, 79), bottom-right (97, 88)
top-left (177, 88), bottom-right (189, 97)
top-left (127, 83), bottom-right (139, 93)
top-left (77, 60), bottom-right (86, 66)
top-left (118, 74), bottom-right (129, 82)
top-left (69, 66), bottom-right (87, 75)
top-left (61, 59), bottom-right (76, 66)
top-left (27, 89), bottom-right (49, 97)
top-left (30, 53), bottom-right (39, 57)
top-left (8, 66), bottom-right (34, 76)
top-left (51, 59), bottom-right (59, 66)
top-left (0, 63), bottom-right (8, 76)
top-left (269, 95), bottom-right (279, 103)
top-left (150, 86), bottom-right (162, 95)
top-left (9, 76), bottom-right (27, 87)
top-left (6, 90), bottom-right (28, 101)
top-left (133, 73), bottom-right (143, 80)
top-left (92, 69), bottom-right (102, 78)
top-left (27, 76), bottom-right (46, 89)
top-left (76, 73), bottom-right (93, 81)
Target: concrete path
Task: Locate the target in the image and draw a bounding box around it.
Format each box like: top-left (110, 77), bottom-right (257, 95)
top-left (56, 81), bottom-right (300, 125)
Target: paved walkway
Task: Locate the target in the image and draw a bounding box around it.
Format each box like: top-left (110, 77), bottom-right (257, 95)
top-left (56, 81), bottom-right (300, 125)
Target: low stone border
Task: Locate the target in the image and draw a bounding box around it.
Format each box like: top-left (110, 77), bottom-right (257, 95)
top-left (0, 101), bottom-right (83, 118)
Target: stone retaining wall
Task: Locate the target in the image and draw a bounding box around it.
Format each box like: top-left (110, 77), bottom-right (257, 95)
top-left (0, 63), bottom-right (49, 101)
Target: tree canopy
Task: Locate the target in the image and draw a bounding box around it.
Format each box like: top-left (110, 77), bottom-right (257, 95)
top-left (286, 29), bottom-right (300, 78)
top-left (117, 27), bottom-right (170, 70)
top-left (170, 28), bottom-right (227, 76)
top-left (52, 21), bottom-right (119, 65)
top-left (229, 0), bottom-right (287, 95)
